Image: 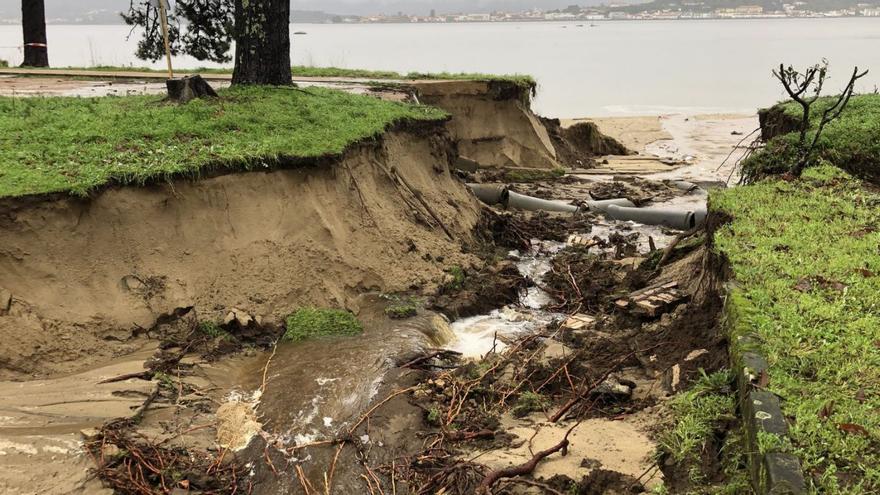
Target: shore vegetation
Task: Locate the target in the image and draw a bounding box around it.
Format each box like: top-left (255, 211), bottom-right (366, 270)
top-left (0, 85), bottom-right (445, 198)
top-left (743, 94), bottom-right (880, 183)
top-left (713, 165), bottom-right (880, 493)
top-left (284, 308), bottom-right (364, 342)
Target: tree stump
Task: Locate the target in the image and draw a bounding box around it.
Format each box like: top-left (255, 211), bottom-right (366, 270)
top-left (166, 75), bottom-right (219, 103)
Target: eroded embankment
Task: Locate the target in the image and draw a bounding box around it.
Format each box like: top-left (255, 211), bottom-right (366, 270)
top-left (414, 80), bottom-right (561, 170)
top-left (0, 124), bottom-right (480, 379)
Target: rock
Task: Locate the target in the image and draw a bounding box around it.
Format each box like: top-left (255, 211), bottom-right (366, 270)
top-left (223, 308), bottom-right (253, 328)
top-left (594, 377), bottom-right (633, 399)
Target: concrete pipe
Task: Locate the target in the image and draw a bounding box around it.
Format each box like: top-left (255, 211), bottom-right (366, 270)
top-left (668, 180), bottom-right (699, 192)
top-left (467, 184), bottom-right (508, 206)
top-left (584, 198), bottom-right (636, 213)
top-left (606, 205), bottom-right (697, 230)
top-left (506, 191), bottom-right (580, 213)
top-left (693, 208), bottom-right (708, 227)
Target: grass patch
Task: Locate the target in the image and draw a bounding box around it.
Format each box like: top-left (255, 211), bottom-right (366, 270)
top-left (658, 370), bottom-right (749, 493)
top-left (0, 85), bottom-right (445, 198)
top-left (284, 308), bottom-right (363, 343)
top-left (712, 165), bottom-right (880, 493)
top-left (383, 296), bottom-right (419, 319)
top-left (42, 65), bottom-right (537, 90)
top-left (501, 167), bottom-right (565, 183)
top-left (743, 94), bottom-right (880, 183)
top-left (511, 391), bottom-right (549, 418)
top-left (197, 321), bottom-right (232, 340)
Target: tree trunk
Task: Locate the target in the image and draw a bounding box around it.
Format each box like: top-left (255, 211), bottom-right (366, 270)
top-left (21, 0), bottom-right (49, 67)
top-left (231, 0), bottom-right (291, 85)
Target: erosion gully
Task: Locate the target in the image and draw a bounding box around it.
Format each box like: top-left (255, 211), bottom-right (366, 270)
top-left (207, 113), bottom-right (757, 493)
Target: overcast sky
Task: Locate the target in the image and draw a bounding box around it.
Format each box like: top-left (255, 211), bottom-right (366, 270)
top-left (0, 1), bottom-right (600, 18)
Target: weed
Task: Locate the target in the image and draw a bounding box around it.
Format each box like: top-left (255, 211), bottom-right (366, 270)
top-left (442, 266), bottom-right (467, 292)
top-left (511, 391), bottom-right (549, 418)
top-left (383, 295), bottom-right (419, 319)
top-left (502, 167), bottom-right (565, 183)
top-left (426, 407), bottom-right (442, 426)
top-left (284, 308), bottom-right (363, 343)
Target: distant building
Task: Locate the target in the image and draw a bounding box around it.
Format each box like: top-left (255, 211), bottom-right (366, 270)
top-left (863, 8), bottom-right (880, 15)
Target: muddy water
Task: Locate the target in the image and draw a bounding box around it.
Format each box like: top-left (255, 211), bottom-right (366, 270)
top-left (230, 303), bottom-right (452, 446)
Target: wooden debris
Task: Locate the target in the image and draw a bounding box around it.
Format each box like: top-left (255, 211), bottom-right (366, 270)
top-left (566, 234), bottom-right (599, 248)
top-left (562, 313), bottom-right (596, 331)
top-left (615, 281), bottom-right (689, 317)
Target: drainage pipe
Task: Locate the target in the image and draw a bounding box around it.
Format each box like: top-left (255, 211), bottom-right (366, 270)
top-left (606, 205), bottom-right (703, 230)
top-left (584, 198), bottom-right (636, 213)
top-left (506, 191), bottom-right (580, 213)
top-left (467, 183), bottom-right (508, 206)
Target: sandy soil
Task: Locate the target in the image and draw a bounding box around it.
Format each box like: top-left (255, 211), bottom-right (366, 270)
top-left (563, 116), bottom-right (672, 152)
top-left (0, 129), bottom-right (480, 380)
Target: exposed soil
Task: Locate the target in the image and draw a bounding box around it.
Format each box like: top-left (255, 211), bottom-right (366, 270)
top-left (0, 126), bottom-right (480, 380)
top-left (541, 117), bottom-right (631, 168)
top-left (417, 80), bottom-right (561, 170)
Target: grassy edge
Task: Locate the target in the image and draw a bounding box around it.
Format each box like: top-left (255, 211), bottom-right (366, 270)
top-left (710, 165), bottom-right (880, 494)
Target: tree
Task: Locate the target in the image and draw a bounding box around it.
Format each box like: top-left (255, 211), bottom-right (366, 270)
top-left (773, 61), bottom-right (868, 177)
top-left (123, 0), bottom-right (292, 86)
top-left (21, 0), bottom-right (49, 67)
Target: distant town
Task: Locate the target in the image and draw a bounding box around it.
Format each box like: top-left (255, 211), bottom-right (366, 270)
top-left (1, 3), bottom-right (879, 25)
top-left (348, 3), bottom-right (880, 23)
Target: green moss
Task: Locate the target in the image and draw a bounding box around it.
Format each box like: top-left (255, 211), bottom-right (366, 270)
top-left (442, 266), bottom-right (467, 292)
top-left (0, 85), bottom-right (446, 198)
top-left (426, 407), bottom-right (442, 426)
top-left (284, 308), bottom-right (363, 343)
top-left (197, 321), bottom-right (232, 340)
top-left (743, 94), bottom-right (880, 183)
top-left (512, 391), bottom-right (549, 418)
top-left (712, 165), bottom-right (880, 493)
top-left (502, 167), bottom-right (566, 183)
top-left (384, 296), bottom-right (419, 319)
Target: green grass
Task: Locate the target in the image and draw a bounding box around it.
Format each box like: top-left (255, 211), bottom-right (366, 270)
top-left (0, 85), bottom-right (445, 198)
top-left (712, 165), bottom-right (880, 494)
top-left (501, 167), bottom-right (566, 183)
top-left (383, 296), bottom-right (419, 319)
top-left (658, 370), bottom-right (749, 494)
top-left (41, 65), bottom-right (537, 90)
top-left (743, 94), bottom-right (880, 183)
top-left (284, 308), bottom-right (363, 343)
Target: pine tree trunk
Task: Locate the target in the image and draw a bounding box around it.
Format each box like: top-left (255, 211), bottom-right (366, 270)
top-left (232, 0), bottom-right (291, 85)
top-left (21, 0), bottom-right (49, 67)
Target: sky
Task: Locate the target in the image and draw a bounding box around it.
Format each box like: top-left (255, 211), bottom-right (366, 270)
top-left (0, 1), bottom-right (599, 18)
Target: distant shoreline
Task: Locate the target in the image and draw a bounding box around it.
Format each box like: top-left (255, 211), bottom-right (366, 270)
top-left (1, 15), bottom-right (879, 26)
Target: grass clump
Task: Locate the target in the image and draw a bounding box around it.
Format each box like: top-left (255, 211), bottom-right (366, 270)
top-left (441, 266), bottom-right (467, 292)
top-left (383, 296), bottom-right (419, 319)
top-left (743, 94), bottom-right (880, 184)
top-left (284, 308), bottom-right (363, 343)
top-left (197, 321), bottom-right (232, 340)
top-left (658, 370), bottom-right (748, 492)
top-left (0, 85), bottom-right (446, 198)
top-left (502, 167), bottom-right (565, 183)
top-left (712, 165), bottom-right (880, 493)
top-left (512, 391), bottom-right (549, 418)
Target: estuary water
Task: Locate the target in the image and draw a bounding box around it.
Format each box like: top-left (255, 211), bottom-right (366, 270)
top-left (1, 18), bottom-right (878, 116)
